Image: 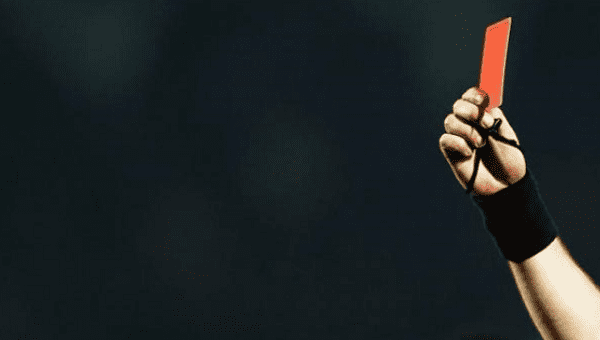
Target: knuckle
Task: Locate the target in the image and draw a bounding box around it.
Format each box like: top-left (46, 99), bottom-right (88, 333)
top-left (469, 87), bottom-right (487, 102)
top-left (473, 92), bottom-right (484, 105)
top-left (464, 88), bottom-right (477, 99)
top-left (439, 133), bottom-right (453, 149)
top-left (454, 100), bottom-right (477, 120)
top-left (473, 88), bottom-right (485, 101)
top-left (438, 134), bottom-right (446, 148)
top-left (439, 132), bottom-right (449, 143)
top-left (452, 100), bottom-right (463, 113)
top-left (444, 115), bottom-right (478, 146)
top-left (443, 114), bottom-right (453, 130)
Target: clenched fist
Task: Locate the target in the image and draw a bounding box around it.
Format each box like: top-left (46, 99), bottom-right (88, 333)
top-left (439, 87), bottom-right (526, 196)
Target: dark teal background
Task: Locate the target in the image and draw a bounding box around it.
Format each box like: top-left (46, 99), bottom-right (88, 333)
top-left (0, 0), bottom-right (599, 339)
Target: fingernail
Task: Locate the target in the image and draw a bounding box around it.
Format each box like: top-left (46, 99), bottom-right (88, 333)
top-left (482, 114), bottom-right (494, 129)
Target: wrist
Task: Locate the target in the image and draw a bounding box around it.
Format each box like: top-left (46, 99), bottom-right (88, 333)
top-left (469, 166), bottom-right (559, 263)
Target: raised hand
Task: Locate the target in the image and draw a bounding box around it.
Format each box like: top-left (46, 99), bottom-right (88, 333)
top-left (439, 87), bottom-right (526, 196)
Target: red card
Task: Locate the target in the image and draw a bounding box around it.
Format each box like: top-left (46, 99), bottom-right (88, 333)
top-left (478, 17), bottom-right (512, 113)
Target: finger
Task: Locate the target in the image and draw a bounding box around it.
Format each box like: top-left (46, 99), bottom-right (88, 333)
top-left (461, 87), bottom-right (488, 107)
top-left (444, 113), bottom-right (486, 149)
top-left (439, 133), bottom-right (473, 160)
top-left (453, 98), bottom-right (495, 129)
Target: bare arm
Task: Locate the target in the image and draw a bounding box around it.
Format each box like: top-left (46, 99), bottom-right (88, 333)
top-left (508, 236), bottom-right (600, 340)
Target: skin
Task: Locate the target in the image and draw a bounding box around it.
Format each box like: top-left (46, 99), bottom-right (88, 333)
top-left (508, 237), bottom-right (600, 340)
top-left (439, 87), bottom-right (526, 196)
top-left (439, 87), bottom-right (600, 340)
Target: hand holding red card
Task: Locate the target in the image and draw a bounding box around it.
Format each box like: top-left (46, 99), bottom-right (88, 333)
top-left (439, 17), bottom-right (527, 196)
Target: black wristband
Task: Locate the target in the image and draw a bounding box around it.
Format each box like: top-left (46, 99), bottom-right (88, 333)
top-left (469, 166), bottom-right (559, 263)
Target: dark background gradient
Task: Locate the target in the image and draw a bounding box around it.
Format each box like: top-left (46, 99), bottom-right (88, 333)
top-left (0, 0), bottom-right (599, 339)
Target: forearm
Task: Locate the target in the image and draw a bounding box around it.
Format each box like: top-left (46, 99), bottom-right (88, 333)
top-left (508, 236), bottom-right (600, 340)
top-left (468, 167), bottom-right (600, 339)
